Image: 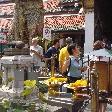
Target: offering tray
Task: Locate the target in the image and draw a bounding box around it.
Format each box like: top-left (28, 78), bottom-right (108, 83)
top-left (66, 79), bottom-right (88, 90)
top-left (67, 84), bottom-right (87, 90)
top-left (43, 77), bottom-right (67, 87)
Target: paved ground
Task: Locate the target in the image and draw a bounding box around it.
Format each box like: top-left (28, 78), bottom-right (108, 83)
top-left (84, 103), bottom-right (112, 112)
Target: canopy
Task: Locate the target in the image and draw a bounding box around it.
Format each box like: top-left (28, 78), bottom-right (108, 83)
top-left (85, 48), bottom-right (112, 58)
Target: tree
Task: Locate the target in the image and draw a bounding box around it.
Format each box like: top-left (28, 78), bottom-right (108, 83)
top-left (12, 0), bottom-right (44, 44)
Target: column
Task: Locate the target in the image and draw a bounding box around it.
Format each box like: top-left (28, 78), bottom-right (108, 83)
top-left (84, 11), bottom-right (94, 54)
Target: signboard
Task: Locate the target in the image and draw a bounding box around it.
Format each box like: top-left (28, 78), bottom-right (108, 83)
top-left (43, 28), bottom-right (51, 40)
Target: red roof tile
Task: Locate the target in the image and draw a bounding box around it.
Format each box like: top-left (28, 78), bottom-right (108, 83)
top-left (44, 14), bottom-right (85, 30)
top-left (0, 3), bottom-right (15, 15)
top-left (43, 0), bottom-right (60, 11)
top-left (0, 18), bottom-right (13, 31)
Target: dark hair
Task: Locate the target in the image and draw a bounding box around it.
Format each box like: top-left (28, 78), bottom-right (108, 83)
top-left (67, 43), bottom-right (76, 55)
top-left (52, 39), bottom-right (59, 45)
top-left (93, 40), bottom-right (104, 50)
top-left (65, 37), bottom-right (73, 45)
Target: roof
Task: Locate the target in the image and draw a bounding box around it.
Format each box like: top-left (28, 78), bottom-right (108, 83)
top-left (0, 3), bottom-right (15, 16)
top-left (43, 0), bottom-right (60, 12)
top-left (0, 18), bottom-right (13, 31)
top-left (0, 3), bottom-right (15, 32)
top-left (44, 14), bottom-right (85, 31)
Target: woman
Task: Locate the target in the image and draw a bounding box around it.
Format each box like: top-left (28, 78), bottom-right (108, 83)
top-left (62, 43), bottom-right (87, 83)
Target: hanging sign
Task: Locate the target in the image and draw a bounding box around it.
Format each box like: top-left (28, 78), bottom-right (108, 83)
top-left (43, 28), bottom-right (51, 40)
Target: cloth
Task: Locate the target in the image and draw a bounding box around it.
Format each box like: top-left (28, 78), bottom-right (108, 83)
top-left (44, 46), bottom-right (58, 58)
top-left (30, 45), bottom-right (43, 66)
top-left (59, 46), bottom-right (69, 72)
top-left (67, 56), bottom-right (82, 78)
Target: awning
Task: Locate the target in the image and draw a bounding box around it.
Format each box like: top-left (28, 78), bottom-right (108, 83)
top-left (85, 48), bottom-right (112, 58)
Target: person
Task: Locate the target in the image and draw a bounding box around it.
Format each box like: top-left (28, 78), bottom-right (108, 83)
top-left (102, 37), bottom-right (111, 50)
top-left (30, 37), bottom-right (44, 70)
top-left (93, 40), bottom-right (104, 50)
top-left (59, 37), bottom-right (73, 73)
top-left (44, 39), bottom-right (60, 72)
top-left (62, 43), bottom-right (87, 83)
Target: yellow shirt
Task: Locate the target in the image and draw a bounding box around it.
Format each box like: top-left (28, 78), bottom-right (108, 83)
top-left (59, 46), bottom-right (69, 72)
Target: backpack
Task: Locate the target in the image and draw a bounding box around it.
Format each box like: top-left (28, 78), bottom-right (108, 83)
top-left (62, 58), bottom-right (71, 77)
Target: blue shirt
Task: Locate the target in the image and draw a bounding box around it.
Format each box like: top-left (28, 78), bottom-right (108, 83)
top-left (44, 46), bottom-right (59, 71)
top-left (44, 46), bottom-right (58, 58)
top-left (68, 56), bottom-right (81, 78)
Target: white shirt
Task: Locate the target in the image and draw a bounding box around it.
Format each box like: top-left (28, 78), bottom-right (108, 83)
top-left (30, 45), bottom-right (43, 66)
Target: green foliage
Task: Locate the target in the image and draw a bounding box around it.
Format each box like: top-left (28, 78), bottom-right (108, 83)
top-left (2, 98), bottom-right (11, 109)
top-left (0, 71), bottom-right (3, 78)
top-left (6, 76), bottom-right (14, 86)
top-left (24, 80), bottom-right (36, 88)
top-left (13, 109), bottom-right (24, 112)
top-left (36, 81), bottom-right (48, 94)
top-left (21, 80), bottom-right (37, 97)
top-left (7, 76), bottom-right (14, 82)
top-left (27, 102), bottom-right (36, 112)
top-left (21, 88), bottom-right (32, 96)
top-left (0, 104), bottom-right (7, 112)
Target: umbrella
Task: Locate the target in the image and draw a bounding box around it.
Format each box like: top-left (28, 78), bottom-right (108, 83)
top-left (85, 48), bottom-right (112, 58)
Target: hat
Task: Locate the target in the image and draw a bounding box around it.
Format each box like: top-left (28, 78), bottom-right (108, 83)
top-left (66, 37), bottom-right (73, 44)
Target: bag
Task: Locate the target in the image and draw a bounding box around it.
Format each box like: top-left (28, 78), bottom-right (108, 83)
top-left (62, 58), bottom-right (71, 77)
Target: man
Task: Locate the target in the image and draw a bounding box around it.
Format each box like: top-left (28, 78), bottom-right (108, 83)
top-left (44, 39), bottom-right (60, 72)
top-left (59, 37), bottom-right (73, 73)
top-left (30, 37), bottom-right (44, 70)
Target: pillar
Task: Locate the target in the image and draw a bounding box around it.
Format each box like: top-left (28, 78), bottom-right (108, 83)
top-left (84, 11), bottom-right (94, 54)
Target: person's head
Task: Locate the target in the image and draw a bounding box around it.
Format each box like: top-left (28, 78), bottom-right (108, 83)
top-left (67, 43), bottom-right (80, 57)
top-left (52, 39), bottom-right (60, 48)
top-left (65, 37), bottom-right (73, 46)
top-left (32, 37), bottom-right (39, 46)
top-left (93, 40), bottom-right (104, 50)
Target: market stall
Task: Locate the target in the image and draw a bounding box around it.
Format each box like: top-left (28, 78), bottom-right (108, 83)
top-left (85, 48), bottom-right (112, 111)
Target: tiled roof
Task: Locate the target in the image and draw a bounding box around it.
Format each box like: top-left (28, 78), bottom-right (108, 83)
top-left (0, 3), bottom-right (15, 16)
top-left (43, 0), bottom-right (60, 12)
top-left (0, 18), bottom-right (13, 32)
top-left (44, 14), bottom-right (85, 31)
top-left (43, 0), bottom-right (82, 14)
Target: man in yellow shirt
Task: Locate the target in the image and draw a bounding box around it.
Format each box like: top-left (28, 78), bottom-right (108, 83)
top-left (59, 37), bottom-right (73, 73)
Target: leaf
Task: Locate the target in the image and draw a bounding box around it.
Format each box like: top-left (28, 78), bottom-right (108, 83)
top-left (21, 89), bottom-right (32, 96)
top-left (24, 80), bottom-right (36, 88)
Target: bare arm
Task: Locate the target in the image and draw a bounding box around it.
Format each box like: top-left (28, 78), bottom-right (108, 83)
top-left (62, 58), bottom-right (70, 73)
top-left (79, 66), bottom-right (88, 72)
top-left (30, 49), bottom-right (52, 61)
top-left (30, 49), bottom-right (44, 59)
